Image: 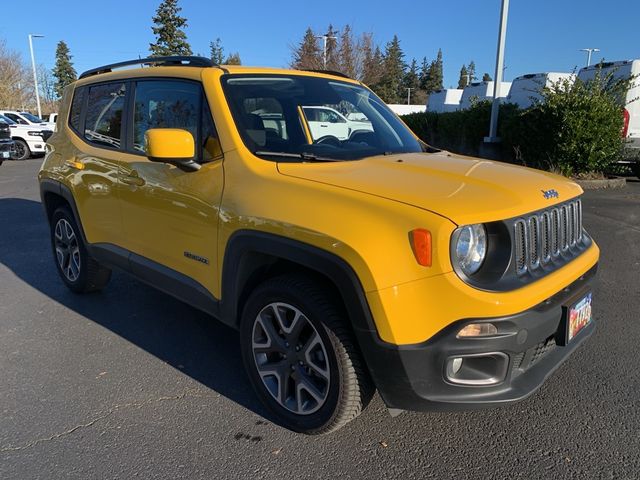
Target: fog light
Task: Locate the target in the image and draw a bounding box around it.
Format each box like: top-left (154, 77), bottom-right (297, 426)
top-left (451, 357), bottom-right (463, 374)
top-left (457, 323), bottom-right (498, 338)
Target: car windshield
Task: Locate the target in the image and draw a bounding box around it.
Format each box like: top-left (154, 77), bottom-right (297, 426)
top-left (21, 112), bottom-right (45, 123)
top-left (0, 114), bottom-right (16, 125)
top-left (220, 74), bottom-right (428, 161)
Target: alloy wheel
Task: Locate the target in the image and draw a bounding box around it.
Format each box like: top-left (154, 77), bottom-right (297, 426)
top-left (54, 218), bottom-right (81, 282)
top-left (251, 302), bottom-right (331, 415)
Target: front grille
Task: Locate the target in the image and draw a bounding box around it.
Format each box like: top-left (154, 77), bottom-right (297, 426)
top-left (513, 199), bottom-right (583, 275)
top-left (511, 336), bottom-right (557, 378)
top-left (0, 124), bottom-right (10, 140)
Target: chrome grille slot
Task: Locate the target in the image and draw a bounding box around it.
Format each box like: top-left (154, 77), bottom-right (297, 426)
top-left (541, 212), bottom-right (551, 263)
top-left (513, 199), bottom-right (584, 276)
top-left (514, 220), bottom-right (527, 274)
top-left (529, 216), bottom-right (540, 268)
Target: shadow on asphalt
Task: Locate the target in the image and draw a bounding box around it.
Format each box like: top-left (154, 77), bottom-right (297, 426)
top-left (0, 197), bottom-right (271, 421)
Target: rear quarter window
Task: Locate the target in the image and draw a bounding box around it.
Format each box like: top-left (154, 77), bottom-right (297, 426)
top-left (68, 87), bottom-right (87, 134)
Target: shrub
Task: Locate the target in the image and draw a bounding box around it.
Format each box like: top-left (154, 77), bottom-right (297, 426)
top-left (502, 74), bottom-right (628, 175)
top-left (403, 72), bottom-right (629, 176)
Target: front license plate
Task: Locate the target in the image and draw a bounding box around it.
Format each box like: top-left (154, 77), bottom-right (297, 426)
top-left (568, 293), bottom-right (592, 342)
top-left (1, 151), bottom-right (9, 159)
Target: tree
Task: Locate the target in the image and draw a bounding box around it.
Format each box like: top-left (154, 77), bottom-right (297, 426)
top-left (324, 24), bottom-right (340, 71)
top-left (209, 38), bottom-right (224, 64)
top-left (338, 25), bottom-right (356, 78)
top-left (225, 52), bottom-right (242, 65)
top-left (360, 34), bottom-right (384, 87)
top-left (419, 57), bottom-right (430, 90)
top-left (378, 35), bottom-right (405, 103)
top-left (482, 72), bottom-right (492, 81)
top-left (467, 60), bottom-right (476, 82)
top-left (457, 64), bottom-right (469, 89)
top-left (423, 49), bottom-right (444, 93)
top-left (38, 65), bottom-right (59, 114)
top-left (0, 39), bottom-right (32, 111)
top-left (52, 41), bottom-right (76, 98)
top-left (291, 27), bottom-right (322, 70)
top-left (403, 58), bottom-right (420, 104)
top-left (149, 0), bottom-right (192, 57)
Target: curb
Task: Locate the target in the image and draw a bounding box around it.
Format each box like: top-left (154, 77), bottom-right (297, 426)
top-left (574, 177), bottom-right (626, 190)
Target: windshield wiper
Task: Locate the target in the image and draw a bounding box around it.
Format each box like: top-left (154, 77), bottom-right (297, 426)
top-left (254, 151), bottom-right (339, 162)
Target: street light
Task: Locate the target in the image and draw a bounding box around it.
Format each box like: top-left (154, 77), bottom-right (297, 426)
top-left (316, 34), bottom-right (337, 69)
top-left (580, 48), bottom-right (600, 67)
top-left (485, 0), bottom-right (509, 144)
top-left (406, 88), bottom-right (414, 105)
top-left (28, 34), bottom-right (44, 119)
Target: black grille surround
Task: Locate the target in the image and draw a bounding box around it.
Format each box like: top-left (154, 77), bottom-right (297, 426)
top-left (452, 196), bottom-right (593, 292)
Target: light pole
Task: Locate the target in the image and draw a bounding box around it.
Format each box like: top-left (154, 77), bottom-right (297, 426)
top-left (28, 34), bottom-right (44, 119)
top-left (316, 34), bottom-right (337, 69)
top-left (485, 0), bottom-right (509, 144)
top-left (580, 48), bottom-right (600, 67)
top-left (406, 88), bottom-right (413, 105)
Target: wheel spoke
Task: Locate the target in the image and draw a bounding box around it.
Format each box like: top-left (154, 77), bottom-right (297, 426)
top-left (296, 374), bottom-right (325, 412)
top-left (256, 360), bottom-right (289, 403)
top-left (257, 312), bottom-right (287, 352)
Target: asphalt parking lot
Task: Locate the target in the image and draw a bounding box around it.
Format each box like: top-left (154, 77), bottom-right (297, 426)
top-left (1, 158), bottom-right (639, 479)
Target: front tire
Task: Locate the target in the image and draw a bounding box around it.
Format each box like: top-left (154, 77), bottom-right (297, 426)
top-left (240, 274), bottom-right (373, 434)
top-left (11, 139), bottom-right (30, 160)
top-left (50, 207), bottom-right (112, 293)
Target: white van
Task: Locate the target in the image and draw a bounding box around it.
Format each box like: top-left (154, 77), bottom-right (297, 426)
top-left (459, 81), bottom-right (512, 110)
top-left (578, 60), bottom-right (640, 152)
top-left (426, 89), bottom-right (463, 113)
top-left (507, 72), bottom-right (575, 109)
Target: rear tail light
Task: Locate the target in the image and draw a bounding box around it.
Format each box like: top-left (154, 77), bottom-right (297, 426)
top-left (622, 108), bottom-right (630, 138)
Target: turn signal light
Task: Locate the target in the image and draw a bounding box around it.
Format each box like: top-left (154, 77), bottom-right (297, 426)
top-left (457, 323), bottom-right (498, 338)
top-left (410, 228), bottom-right (432, 267)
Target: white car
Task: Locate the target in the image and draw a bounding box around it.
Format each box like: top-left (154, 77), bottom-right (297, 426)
top-left (506, 72), bottom-right (575, 109)
top-left (0, 110), bottom-right (56, 131)
top-left (0, 114), bottom-right (52, 160)
top-left (302, 106), bottom-right (373, 141)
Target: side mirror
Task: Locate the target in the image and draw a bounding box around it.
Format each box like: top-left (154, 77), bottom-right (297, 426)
top-left (145, 128), bottom-right (200, 172)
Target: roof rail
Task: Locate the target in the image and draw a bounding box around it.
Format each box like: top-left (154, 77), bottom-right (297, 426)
top-left (79, 56), bottom-right (216, 79)
top-left (301, 69), bottom-right (352, 79)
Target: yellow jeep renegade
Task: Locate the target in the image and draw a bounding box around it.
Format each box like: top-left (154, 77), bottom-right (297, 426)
top-left (38, 56), bottom-right (599, 434)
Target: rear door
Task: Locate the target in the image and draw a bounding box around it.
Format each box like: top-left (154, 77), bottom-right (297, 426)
top-left (116, 78), bottom-right (224, 297)
top-left (68, 82), bottom-right (126, 245)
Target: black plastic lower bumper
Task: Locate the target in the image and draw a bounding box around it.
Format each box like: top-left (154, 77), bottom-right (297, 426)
top-left (359, 265), bottom-right (598, 412)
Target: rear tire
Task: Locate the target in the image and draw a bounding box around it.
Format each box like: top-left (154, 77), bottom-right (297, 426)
top-left (50, 207), bottom-right (111, 293)
top-left (11, 139), bottom-right (30, 161)
top-left (240, 274), bottom-right (373, 434)
top-left (632, 161), bottom-right (640, 180)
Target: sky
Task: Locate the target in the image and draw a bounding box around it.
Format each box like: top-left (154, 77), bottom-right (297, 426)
top-left (2, 0), bottom-right (639, 89)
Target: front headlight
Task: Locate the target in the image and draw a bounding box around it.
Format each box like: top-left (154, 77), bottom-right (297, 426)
top-left (453, 224), bottom-right (487, 276)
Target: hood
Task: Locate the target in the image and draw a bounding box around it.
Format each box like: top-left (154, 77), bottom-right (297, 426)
top-left (277, 151), bottom-right (583, 225)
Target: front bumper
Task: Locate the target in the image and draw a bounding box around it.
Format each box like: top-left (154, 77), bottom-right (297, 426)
top-left (360, 264), bottom-right (597, 412)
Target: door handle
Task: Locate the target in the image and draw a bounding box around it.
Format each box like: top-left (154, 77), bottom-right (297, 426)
top-left (121, 171), bottom-right (145, 186)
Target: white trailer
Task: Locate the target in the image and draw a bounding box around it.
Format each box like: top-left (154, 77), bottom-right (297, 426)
top-left (506, 72), bottom-right (575, 109)
top-left (426, 89), bottom-right (463, 113)
top-left (459, 81), bottom-right (512, 110)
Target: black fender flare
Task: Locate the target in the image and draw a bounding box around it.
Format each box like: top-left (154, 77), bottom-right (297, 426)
top-left (39, 179), bottom-right (89, 245)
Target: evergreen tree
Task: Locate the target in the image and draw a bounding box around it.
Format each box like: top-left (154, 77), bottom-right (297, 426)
top-left (291, 28), bottom-right (322, 70)
top-left (419, 56), bottom-right (430, 90)
top-left (149, 0), bottom-right (192, 57)
top-left (425, 49), bottom-right (444, 93)
top-left (339, 25), bottom-right (356, 78)
top-left (360, 34), bottom-right (383, 86)
top-left (482, 72), bottom-right (492, 81)
top-left (52, 41), bottom-right (76, 98)
top-left (225, 53), bottom-right (242, 65)
top-left (403, 58), bottom-right (420, 104)
top-left (467, 60), bottom-right (476, 82)
top-left (457, 64), bottom-right (468, 89)
top-left (324, 24), bottom-right (340, 71)
top-left (378, 35), bottom-right (405, 103)
top-left (209, 38), bottom-right (224, 64)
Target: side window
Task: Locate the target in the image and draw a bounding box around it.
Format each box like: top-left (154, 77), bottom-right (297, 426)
top-left (133, 80), bottom-right (200, 153)
top-left (69, 87), bottom-right (86, 133)
top-left (6, 113), bottom-right (26, 124)
top-left (85, 83), bottom-right (126, 148)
